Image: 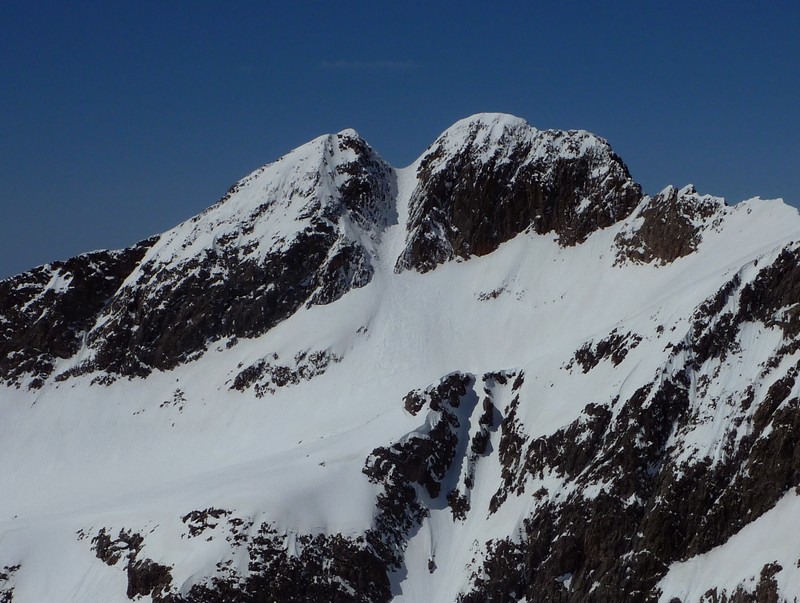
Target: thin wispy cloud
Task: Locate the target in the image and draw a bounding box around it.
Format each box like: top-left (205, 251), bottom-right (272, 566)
top-left (318, 59), bottom-right (417, 72)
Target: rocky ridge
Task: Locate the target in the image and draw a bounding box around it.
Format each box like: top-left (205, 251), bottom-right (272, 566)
top-left (397, 114), bottom-right (642, 272)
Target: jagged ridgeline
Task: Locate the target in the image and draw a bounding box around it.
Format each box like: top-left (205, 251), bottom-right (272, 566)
top-left (2, 114), bottom-right (800, 602)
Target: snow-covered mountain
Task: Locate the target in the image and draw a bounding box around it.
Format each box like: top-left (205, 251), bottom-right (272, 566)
top-left (2, 113), bottom-right (800, 602)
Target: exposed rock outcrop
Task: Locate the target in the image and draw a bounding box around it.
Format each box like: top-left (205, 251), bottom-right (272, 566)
top-left (397, 114), bottom-right (642, 273)
top-left (615, 185), bottom-right (726, 265)
top-left (0, 240), bottom-right (155, 388)
top-left (92, 528), bottom-right (174, 601)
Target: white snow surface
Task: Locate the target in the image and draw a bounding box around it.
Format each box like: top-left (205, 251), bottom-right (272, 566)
top-left (420, 112), bottom-right (617, 178)
top-left (2, 114), bottom-right (800, 601)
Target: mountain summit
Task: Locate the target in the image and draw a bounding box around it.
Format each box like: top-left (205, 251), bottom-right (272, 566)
top-left (397, 113), bottom-right (641, 272)
top-left (2, 114), bottom-right (800, 602)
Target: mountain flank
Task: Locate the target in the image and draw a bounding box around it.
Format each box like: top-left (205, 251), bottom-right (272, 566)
top-left (2, 113), bottom-right (800, 602)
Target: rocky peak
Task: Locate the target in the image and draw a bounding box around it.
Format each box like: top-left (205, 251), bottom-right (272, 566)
top-left (0, 130), bottom-right (395, 384)
top-left (172, 128), bottom-right (393, 264)
top-left (419, 113), bottom-right (536, 164)
top-left (79, 130), bottom-right (394, 378)
top-left (395, 113), bottom-right (643, 273)
top-left (615, 184), bottom-right (728, 265)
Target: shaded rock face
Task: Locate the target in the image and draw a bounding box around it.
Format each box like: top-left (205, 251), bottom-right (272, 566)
top-left (84, 224), bottom-right (347, 378)
top-left (466, 377), bottom-right (691, 602)
top-left (738, 247), bottom-right (800, 339)
top-left (397, 115), bottom-right (642, 273)
top-left (359, 370), bottom-right (522, 583)
top-left (0, 241), bottom-right (155, 388)
top-left (615, 185), bottom-right (726, 265)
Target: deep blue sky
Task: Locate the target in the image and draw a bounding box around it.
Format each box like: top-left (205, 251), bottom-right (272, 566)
top-left (2, 2), bottom-right (799, 279)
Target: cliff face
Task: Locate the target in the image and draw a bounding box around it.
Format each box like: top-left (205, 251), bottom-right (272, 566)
top-left (1, 114), bottom-right (800, 603)
top-left (397, 114), bottom-right (642, 273)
